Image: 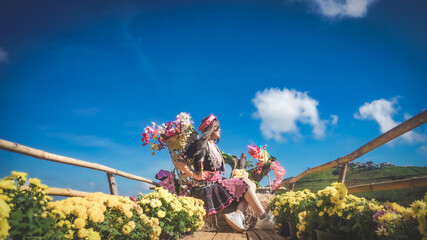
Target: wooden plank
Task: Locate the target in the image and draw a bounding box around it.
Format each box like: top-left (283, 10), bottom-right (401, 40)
top-left (247, 230), bottom-right (261, 240)
top-left (213, 232), bottom-right (232, 240)
top-left (254, 230), bottom-right (280, 240)
top-left (0, 139), bottom-right (159, 186)
top-left (279, 109), bottom-right (427, 189)
top-left (21, 186), bottom-right (92, 197)
top-left (265, 230), bottom-right (287, 240)
top-left (347, 176), bottom-right (427, 193)
top-left (212, 232), bottom-right (247, 240)
top-left (180, 231), bottom-right (217, 240)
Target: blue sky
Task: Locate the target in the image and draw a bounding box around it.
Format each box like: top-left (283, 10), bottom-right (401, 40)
top-left (1, 0), bottom-right (426, 197)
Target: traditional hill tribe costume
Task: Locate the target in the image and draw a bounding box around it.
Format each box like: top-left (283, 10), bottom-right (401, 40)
top-left (177, 114), bottom-right (274, 232)
top-left (181, 139), bottom-right (249, 215)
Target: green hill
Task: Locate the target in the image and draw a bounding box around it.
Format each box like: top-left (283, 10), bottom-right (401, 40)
top-left (283, 164), bottom-right (427, 207)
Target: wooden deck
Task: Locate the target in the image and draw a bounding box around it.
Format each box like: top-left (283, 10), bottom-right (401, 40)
top-left (180, 230), bottom-right (287, 240)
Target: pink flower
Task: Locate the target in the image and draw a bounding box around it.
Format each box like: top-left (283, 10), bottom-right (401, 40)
top-left (270, 161), bottom-right (286, 190)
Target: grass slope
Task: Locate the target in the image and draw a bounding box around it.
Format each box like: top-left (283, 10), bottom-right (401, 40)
top-left (285, 165), bottom-right (427, 207)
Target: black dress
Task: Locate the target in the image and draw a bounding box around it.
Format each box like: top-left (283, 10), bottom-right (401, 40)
top-left (181, 140), bottom-right (249, 215)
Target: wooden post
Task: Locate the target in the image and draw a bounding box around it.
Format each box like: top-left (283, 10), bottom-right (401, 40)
top-left (338, 163), bottom-right (348, 183)
top-left (289, 183), bottom-right (295, 192)
top-left (238, 153), bottom-right (246, 169)
top-left (107, 173), bottom-right (118, 195)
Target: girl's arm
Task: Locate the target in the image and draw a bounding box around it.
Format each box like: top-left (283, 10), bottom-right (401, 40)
top-left (174, 158), bottom-right (205, 181)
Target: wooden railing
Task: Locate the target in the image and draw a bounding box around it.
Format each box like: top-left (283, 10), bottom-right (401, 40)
top-left (279, 109), bottom-right (427, 193)
top-left (0, 139), bottom-right (159, 196)
top-left (2, 109), bottom-right (426, 198)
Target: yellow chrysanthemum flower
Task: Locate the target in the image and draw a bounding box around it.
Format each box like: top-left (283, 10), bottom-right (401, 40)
top-left (157, 210), bottom-right (166, 218)
top-left (74, 218), bottom-right (86, 229)
top-left (86, 228), bottom-right (101, 240)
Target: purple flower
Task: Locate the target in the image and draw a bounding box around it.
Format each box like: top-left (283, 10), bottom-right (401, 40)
top-left (373, 210), bottom-right (386, 223)
top-left (159, 174), bottom-right (176, 194)
top-left (155, 169), bottom-right (172, 180)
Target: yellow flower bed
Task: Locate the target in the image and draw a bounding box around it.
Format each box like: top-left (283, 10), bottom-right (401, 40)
top-left (0, 171), bottom-right (206, 240)
top-left (137, 187), bottom-right (206, 238)
top-left (271, 182), bottom-right (426, 240)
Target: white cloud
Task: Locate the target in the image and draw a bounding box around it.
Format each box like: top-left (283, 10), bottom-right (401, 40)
top-left (330, 115), bottom-right (338, 125)
top-left (0, 48), bottom-right (8, 62)
top-left (310, 0), bottom-right (376, 18)
top-left (354, 98), bottom-right (427, 144)
top-left (252, 88), bottom-right (328, 141)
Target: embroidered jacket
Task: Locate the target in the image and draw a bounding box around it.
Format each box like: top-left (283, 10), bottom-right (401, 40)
top-left (181, 140), bottom-right (225, 172)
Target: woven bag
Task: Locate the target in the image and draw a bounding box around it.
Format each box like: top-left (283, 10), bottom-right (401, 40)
top-left (165, 132), bottom-right (198, 185)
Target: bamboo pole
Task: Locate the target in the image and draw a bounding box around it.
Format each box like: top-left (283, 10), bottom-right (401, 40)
top-left (21, 186), bottom-right (93, 197)
top-left (280, 109), bottom-right (427, 188)
top-left (0, 139), bottom-right (159, 186)
top-left (347, 176), bottom-right (427, 194)
top-left (338, 163), bottom-right (348, 183)
top-left (257, 187), bottom-right (286, 192)
top-left (107, 173), bottom-right (119, 195)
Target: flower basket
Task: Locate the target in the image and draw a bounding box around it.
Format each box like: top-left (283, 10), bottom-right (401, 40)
top-left (165, 132), bottom-right (198, 187)
top-left (165, 132), bottom-right (198, 161)
top-left (142, 113), bottom-right (198, 192)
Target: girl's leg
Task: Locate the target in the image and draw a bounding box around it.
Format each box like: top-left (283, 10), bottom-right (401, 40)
top-left (241, 178), bottom-right (267, 218)
top-left (236, 199), bottom-right (248, 215)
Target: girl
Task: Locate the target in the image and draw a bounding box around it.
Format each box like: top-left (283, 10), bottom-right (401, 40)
top-left (174, 114), bottom-right (274, 232)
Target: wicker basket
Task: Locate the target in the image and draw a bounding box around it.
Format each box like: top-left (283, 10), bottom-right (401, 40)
top-left (165, 132), bottom-right (198, 186)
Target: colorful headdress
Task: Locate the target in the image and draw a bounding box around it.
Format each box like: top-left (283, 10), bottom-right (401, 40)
top-left (198, 114), bottom-right (217, 132)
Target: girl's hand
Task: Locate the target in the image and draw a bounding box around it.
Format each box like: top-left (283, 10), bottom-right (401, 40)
top-left (192, 171), bottom-right (206, 181)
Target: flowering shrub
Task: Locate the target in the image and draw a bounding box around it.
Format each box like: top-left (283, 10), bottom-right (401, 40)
top-left (269, 189), bottom-right (316, 231)
top-left (0, 198), bottom-right (10, 240)
top-left (305, 183), bottom-right (378, 239)
top-left (272, 183), bottom-right (426, 240)
top-left (137, 187), bottom-right (205, 238)
top-left (411, 194), bottom-right (427, 239)
top-left (1, 171), bottom-right (207, 240)
top-left (0, 171), bottom-right (61, 240)
top-left (47, 192), bottom-right (161, 240)
top-left (373, 201), bottom-right (420, 239)
top-left (142, 112), bottom-right (196, 155)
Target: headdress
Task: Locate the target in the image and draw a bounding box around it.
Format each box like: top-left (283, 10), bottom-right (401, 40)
top-left (198, 114), bottom-right (217, 132)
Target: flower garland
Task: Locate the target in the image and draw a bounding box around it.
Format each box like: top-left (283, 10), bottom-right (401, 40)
top-left (270, 161), bottom-right (286, 191)
top-left (142, 112), bottom-right (196, 155)
top-left (248, 144), bottom-right (286, 191)
top-left (248, 144), bottom-right (269, 175)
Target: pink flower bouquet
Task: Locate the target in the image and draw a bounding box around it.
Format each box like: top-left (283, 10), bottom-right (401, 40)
top-left (142, 112), bottom-right (196, 155)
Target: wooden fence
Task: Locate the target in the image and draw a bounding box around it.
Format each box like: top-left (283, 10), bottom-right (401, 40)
top-left (279, 109), bottom-right (427, 192)
top-left (0, 139), bottom-right (159, 196)
top-left (1, 109), bottom-right (426, 198)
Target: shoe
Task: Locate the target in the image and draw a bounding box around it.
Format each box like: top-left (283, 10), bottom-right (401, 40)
top-left (225, 212), bottom-right (245, 232)
top-left (254, 213), bottom-right (275, 230)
